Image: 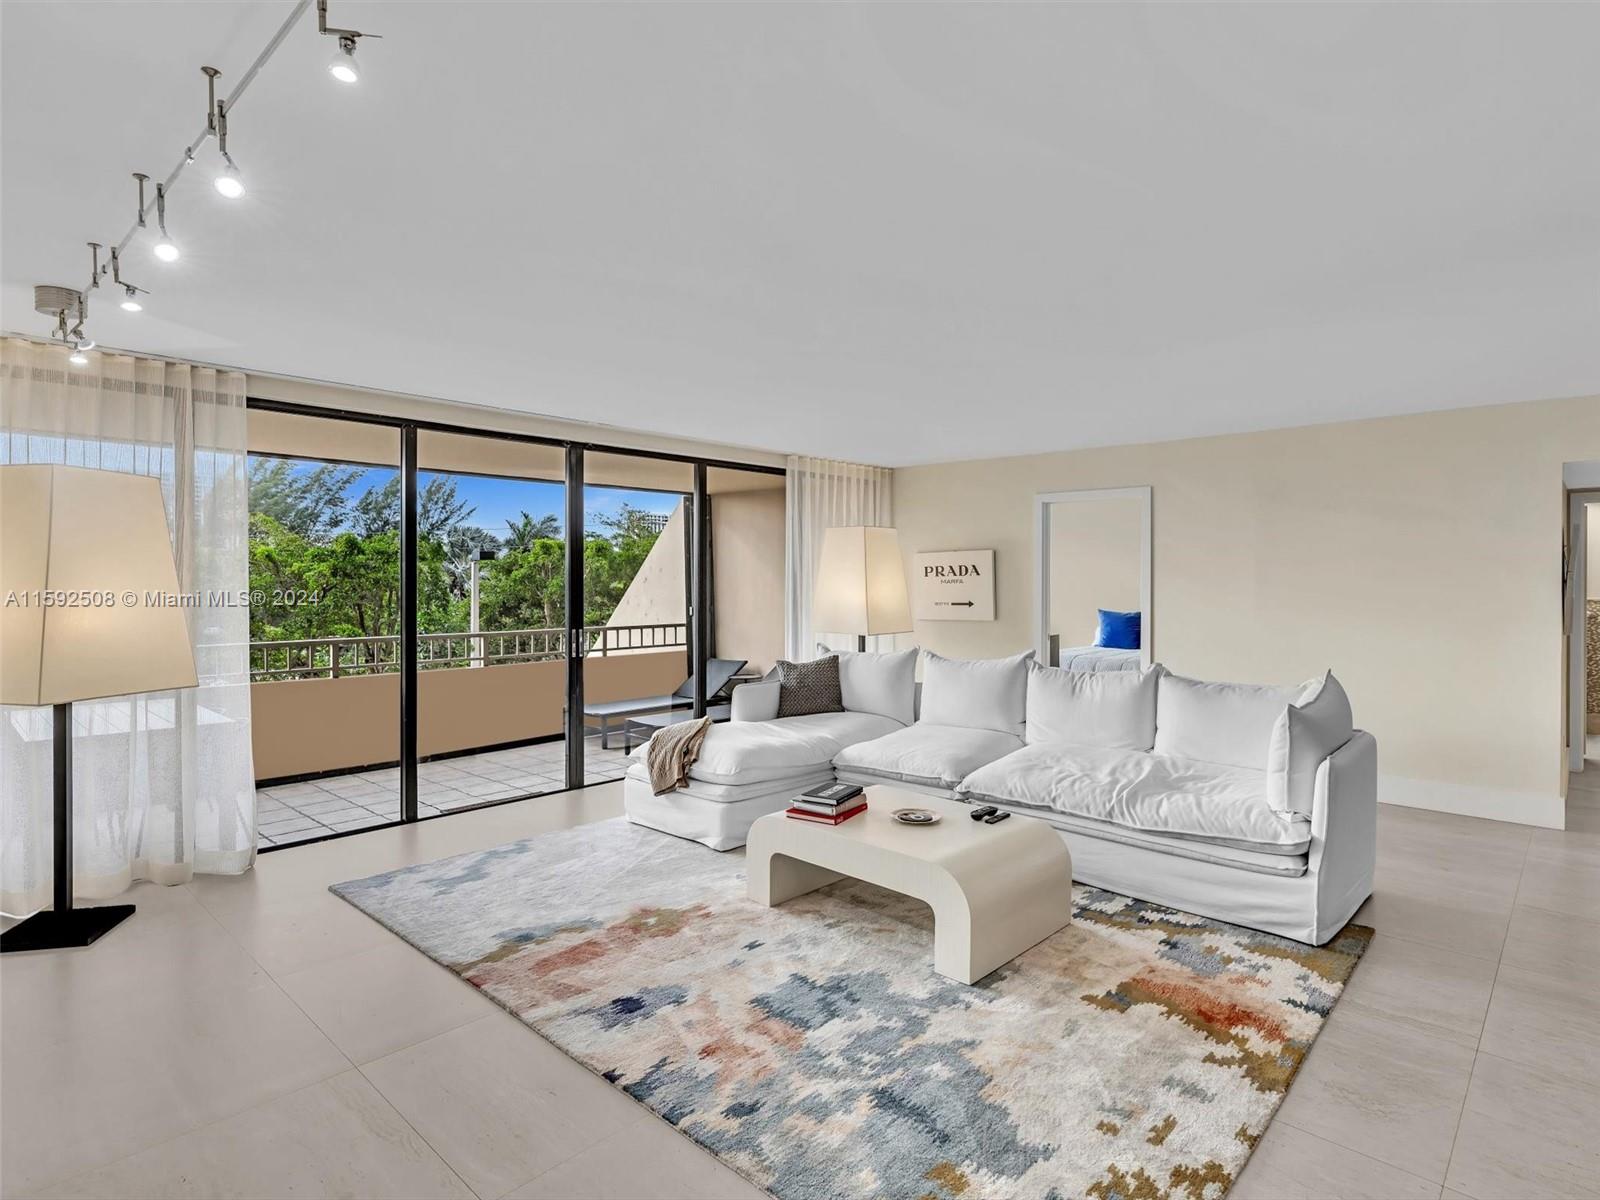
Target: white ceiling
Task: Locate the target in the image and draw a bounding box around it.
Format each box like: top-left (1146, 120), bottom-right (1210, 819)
top-left (3, 2), bottom-right (1598, 467)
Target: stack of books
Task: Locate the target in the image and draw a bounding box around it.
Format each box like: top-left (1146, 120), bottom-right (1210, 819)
top-left (786, 781), bottom-right (867, 825)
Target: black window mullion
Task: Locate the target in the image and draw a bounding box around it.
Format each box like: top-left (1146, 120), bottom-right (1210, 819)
top-left (564, 444), bottom-right (586, 788)
top-left (691, 463), bottom-right (710, 717)
top-left (400, 425), bottom-right (419, 822)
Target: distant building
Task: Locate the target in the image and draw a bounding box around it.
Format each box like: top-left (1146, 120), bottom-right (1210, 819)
top-left (639, 512), bottom-right (671, 534)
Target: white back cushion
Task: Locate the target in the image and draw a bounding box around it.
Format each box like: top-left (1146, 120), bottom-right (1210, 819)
top-left (1025, 662), bottom-right (1158, 750)
top-left (822, 645), bottom-right (918, 726)
top-left (919, 650), bottom-right (1034, 736)
top-left (1154, 672), bottom-right (1299, 769)
top-left (1267, 671), bottom-right (1354, 817)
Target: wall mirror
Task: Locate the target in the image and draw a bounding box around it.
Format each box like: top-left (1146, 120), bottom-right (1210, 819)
top-left (1034, 486), bottom-right (1152, 671)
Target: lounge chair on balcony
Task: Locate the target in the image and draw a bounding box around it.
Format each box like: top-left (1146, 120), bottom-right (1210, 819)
top-left (583, 657), bottom-right (747, 749)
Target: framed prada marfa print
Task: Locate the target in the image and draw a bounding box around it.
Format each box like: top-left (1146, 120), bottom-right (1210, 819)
top-left (912, 549), bottom-right (995, 621)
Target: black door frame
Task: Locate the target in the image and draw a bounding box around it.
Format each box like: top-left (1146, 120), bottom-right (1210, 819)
top-left (246, 397), bottom-right (783, 848)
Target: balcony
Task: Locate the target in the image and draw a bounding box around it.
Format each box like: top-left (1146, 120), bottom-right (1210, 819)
top-left (251, 623), bottom-right (688, 845)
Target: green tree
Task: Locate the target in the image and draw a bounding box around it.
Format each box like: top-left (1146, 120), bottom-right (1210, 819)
top-left (248, 458), bottom-right (359, 541)
top-left (479, 537), bottom-right (566, 630)
top-left (505, 511), bottom-right (561, 551)
top-left (352, 475), bottom-right (474, 540)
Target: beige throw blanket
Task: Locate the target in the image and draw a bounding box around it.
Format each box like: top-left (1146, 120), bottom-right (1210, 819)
top-left (646, 716), bottom-right (713, 795)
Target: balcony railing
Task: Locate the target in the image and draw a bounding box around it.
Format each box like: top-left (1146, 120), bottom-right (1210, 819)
top-left (249, 622), bottom-right (687, 681)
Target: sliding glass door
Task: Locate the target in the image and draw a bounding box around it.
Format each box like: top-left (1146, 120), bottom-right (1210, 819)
top-left (245, 398), bottom-right (785, 849)
top-left (411, 431), bottom-right (574, 814)
top-left (580, 452), bottom-right (694, 775)
top-left (246, 410), bottom-right (402, 846)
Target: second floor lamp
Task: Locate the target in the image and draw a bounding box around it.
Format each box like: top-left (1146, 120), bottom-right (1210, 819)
top-left (811, 525), bottom-right (913, 652)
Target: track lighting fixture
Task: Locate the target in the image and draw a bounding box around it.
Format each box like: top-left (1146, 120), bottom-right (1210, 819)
top-left (109, 247), bottom-right (146, 313)
top-left (34, 0), bottom-right (383, 350)
top-left (202, 66), bottom-right (246, 199)
top-left (133, 173), bottom-right (181, 263)
top-left (214, 157), bottom-right (245, 200)
top-left (329, 37), bottom-right (359, 84)
top-left (318, 1), bottom-right (379, 85)
top-left (153, 183), bottom-right (179, 262)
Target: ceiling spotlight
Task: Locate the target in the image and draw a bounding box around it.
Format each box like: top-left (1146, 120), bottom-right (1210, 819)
top-left (108, 248), bottom-right (146, 312)
top-left (68, 346), bottom-right (89, 366)
top-left (214, 154), bottom-right (245, 199)
top-left (152, 182), bottom-right (179, 262)
top-left (318, 3), bottom-right (378, 86)
top-left (329, 36), bottom-right (359, 84)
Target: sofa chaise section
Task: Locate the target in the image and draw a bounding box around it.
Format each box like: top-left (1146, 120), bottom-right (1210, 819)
top-left (622, 680), bottom-right (905, 850)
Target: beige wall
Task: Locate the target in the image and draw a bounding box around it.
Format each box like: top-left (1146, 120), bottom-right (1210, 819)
top-left (894, 394), bottom-right (1600, 828)
top-left (713, 485), bottom-right (787, 674)
top-left (247, 373), bottom-right (785, 471)
top-left (606, 502), bottom-right (687, 635)
top-left (251, 649), bottom-right (685, 780)
top-left (1048, 494), bottom-right (1144, 648)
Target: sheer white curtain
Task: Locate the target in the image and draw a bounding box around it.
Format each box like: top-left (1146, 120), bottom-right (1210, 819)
top-left (784, 455), bottom-right (896, 659)
top-left (0, 338), bottom-right (256, 913)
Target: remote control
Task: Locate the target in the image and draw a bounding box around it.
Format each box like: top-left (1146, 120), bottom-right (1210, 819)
top-left (982, 811), bottom-right (1011, 824)
top-left (969, 805), bottom-right (998, 821)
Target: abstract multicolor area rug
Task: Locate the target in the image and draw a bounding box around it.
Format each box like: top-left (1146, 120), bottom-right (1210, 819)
top-left (332, 819), bottom-right (1371, 1200)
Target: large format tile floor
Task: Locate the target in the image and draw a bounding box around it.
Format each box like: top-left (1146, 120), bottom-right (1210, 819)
top-left (3, 771), bottom-right (1599, 1199)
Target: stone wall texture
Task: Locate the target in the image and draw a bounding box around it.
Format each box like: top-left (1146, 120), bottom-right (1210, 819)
top-left (1588, 600), bottom-right (1600, 717)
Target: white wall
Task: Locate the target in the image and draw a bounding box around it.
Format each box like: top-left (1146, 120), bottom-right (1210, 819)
top-left (895, 394), bottom-right (1600, 828)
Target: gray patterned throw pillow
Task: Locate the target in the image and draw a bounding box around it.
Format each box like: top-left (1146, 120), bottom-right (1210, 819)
top-left (775, 656), bottom-right (845, 718)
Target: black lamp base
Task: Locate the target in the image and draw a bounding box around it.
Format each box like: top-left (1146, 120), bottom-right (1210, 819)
top-left (0, 904), bottom-right (136, 953)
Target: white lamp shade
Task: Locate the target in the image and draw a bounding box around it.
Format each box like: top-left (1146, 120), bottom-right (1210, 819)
top-left (812, 525), bottom-right (913, 637)
top-left (0, 465), bottom-right (198, 705)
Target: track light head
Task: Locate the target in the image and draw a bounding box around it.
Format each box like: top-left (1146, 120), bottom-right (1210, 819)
top-left (214, 154), bottom-right (245, 199)
top-left (68, 345), bottom-right (89, 366)
top-left (119, 284), bottom-right (143, 313)
top-left (152, 182), bottom-right (179, 262)
top-left (329, 35), bottom-right (359, 84)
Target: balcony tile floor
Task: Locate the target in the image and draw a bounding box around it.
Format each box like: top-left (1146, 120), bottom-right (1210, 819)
top-left (255, 738), bottom-right (633, 847)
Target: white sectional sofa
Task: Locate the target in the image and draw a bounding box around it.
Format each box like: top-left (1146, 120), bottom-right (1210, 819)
top-left (623, 648), bottom-right (1376, 945)
top-left (622, 707), bottom-right (903, 850)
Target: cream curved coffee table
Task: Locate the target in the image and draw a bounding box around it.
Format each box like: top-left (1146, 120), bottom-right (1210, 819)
top-left (746, 789), bottom-right (1073, 984)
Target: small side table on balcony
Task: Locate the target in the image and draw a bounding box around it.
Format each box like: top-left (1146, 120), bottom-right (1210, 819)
top-left (621, 704), bottom-right (732, 753)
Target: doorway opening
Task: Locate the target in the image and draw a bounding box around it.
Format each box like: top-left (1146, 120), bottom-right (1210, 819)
top-left (1566, 476), bottom-right (1600, 776)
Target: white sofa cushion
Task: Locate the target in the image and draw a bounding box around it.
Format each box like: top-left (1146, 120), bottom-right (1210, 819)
top-left (1025, 662), bottom-right (1157, 750)
top-left (833, 723), bottom-right (1022, 791)
top-left (919, 649), bottom-right (1033, 736)
top-left (731, 679), bottom-right (780, 722)
top-left (633, 709), bottom-right (902, 785)
top-left (1153, 672), bottom-right (1299, 770)
top-left (958, 742), bottom-right (1311, 855)
top-left (825, 645), bottom-right (919, 726)
top-left (1267, 671), bottom-right (1354, 818)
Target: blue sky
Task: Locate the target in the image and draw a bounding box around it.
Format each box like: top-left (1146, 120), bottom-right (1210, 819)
top-left (256, 456), bottom-right (681, 540)
top-left (429, 471), bottom-right (681, 540)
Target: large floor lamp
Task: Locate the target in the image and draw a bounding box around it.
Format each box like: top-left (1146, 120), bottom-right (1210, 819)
top-left (812, 525), bottom-right (914, 651)
top-left (0, 465), bottom-right (198, 953)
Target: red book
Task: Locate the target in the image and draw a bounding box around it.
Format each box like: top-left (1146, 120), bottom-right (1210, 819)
top-left (785, 801), bottom-right (868, 824)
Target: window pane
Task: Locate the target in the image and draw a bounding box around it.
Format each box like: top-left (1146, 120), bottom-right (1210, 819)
top-left (246, 411), bottom-right (401, 846)
top-left (414, 430), bottom-right (571, 812)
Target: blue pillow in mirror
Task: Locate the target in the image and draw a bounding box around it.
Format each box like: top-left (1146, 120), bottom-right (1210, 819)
top-left (1093, 609), bottom-right (1141, 650)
